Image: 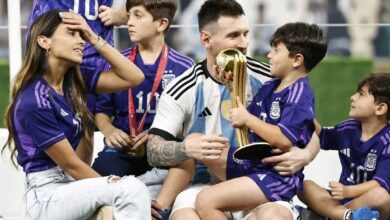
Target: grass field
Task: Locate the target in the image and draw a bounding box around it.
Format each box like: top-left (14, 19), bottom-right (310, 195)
top-left (0, 57), bottom-right (373, 127)
top-left (0, 60), bottom-right (9, 128)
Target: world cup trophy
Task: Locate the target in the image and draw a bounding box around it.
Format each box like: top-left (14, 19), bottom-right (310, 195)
top-left (216, 49), bottom-right (274, 160)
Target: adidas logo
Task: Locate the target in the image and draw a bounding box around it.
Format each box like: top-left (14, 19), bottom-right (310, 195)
top-left (60, 108), bottom-right (69, 117)
top-left (198, 107), bottom-right (212, 117)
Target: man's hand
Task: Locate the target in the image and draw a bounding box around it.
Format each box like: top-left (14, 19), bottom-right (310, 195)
top-left (329, 181), bottom-right (349, 200)
top-left (261, 146), bottom-right (311, 175)
top-left (183, 133), bottom-right (228, 160)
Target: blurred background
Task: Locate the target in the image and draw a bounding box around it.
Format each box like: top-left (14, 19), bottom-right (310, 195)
top-left (1, 0), bottom-right (390, 127)
top-left (0, 0), bottom-right (389, 218)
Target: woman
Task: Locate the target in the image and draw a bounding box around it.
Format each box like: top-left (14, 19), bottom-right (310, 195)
top-left (2, 10), bottom-right (149, 219)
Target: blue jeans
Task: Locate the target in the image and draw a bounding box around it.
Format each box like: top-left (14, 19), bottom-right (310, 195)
top-left (24, 166), bottom-right (151, 220)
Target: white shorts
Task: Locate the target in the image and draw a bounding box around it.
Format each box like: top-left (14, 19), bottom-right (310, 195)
top-left (243, 201), bottom-right (300, 220)
top-left (170, 184), bottom-right (251, 219)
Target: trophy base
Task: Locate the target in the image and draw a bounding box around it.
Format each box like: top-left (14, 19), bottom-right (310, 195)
top-left (233, 142), bottom-right (279, 160)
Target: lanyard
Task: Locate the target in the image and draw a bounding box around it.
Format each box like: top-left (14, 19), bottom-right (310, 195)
top-left (128, 44), bottom-right (168, 136)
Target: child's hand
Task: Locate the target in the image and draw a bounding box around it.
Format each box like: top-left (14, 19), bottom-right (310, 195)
top-left (329, 181), bottom-right (349, 200)
top-left (105, 127), bottom-right (134, 149)
top-left (98, 5), bottom-right (127, 26)
top-left (127, 130), bottom-right (148, 157)
top-left (229, 96), bottom-right (250, 128)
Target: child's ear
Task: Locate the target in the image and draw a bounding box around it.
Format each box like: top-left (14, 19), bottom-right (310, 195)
top-left (376, 103), bottom-right (388, 117)
top-left (292, 53), bottom-right (304, 68)
top-left (157, 18), bottom-right (169, 33)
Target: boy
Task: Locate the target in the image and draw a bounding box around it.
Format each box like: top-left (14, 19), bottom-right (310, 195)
top-left (299, 73), bottom-right (390, 220)
top-left (91, 0), bottom-right (194, 197)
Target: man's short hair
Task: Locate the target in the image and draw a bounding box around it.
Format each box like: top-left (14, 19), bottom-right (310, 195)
top-left (197, 0), bottom-right (244, 32)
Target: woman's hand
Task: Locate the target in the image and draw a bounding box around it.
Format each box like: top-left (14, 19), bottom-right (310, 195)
top-left (59, 11), bottom-right (99, 44)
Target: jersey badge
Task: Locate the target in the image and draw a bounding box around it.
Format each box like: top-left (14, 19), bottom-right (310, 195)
top-left (162, 73), bottom-right (175, 89)
top-left (364, 150), bottom-right (377, 172)
top-left (270, 101), bottom-right (281, 119)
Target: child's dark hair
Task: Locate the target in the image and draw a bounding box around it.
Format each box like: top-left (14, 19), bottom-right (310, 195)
top-left (270, 22), bottom-right (328, 72)
top-left (126, 0), bottom-right (177, 32)
top-left (358, 73), bottom-right (390, 120)
top-left (198, 0), bottom-right (244, 32)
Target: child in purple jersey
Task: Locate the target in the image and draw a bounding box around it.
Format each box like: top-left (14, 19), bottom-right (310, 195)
top-left (2, 10), bottom-right (149, 219)
top-left (299, 73), bottom-right (390, 220)
top-left (193, 22), bottom-right (327, 220)
top-left (91, 0), bottom-right (193, 205)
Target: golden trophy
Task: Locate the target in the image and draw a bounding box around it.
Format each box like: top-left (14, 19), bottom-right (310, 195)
top-left (216, 49), bottom-right (274, 160)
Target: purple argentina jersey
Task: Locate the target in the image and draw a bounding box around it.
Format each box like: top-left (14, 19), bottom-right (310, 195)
top-left (95, 47), bottom-right (194, 136)
top-left (226, 76), bottom-right (315, 201)
top-left (248, 76), bottom-right (315, 147)
top-left (320, 120), bottom-right (390, 192)
top-left (28, 0), bottom-right (114, 112)
top-left (12, 77), bottom-right (84, 173)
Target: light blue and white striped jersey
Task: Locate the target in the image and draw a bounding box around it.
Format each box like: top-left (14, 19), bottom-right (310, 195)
top-left (149, 57), bottom-right (271, 147)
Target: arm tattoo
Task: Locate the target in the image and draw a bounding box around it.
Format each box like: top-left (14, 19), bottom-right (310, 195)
top-left (147, 134), bottom-right (189, 167)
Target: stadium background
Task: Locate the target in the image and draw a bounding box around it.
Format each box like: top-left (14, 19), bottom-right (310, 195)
top-left (0, 0), bottom-right (389, 218)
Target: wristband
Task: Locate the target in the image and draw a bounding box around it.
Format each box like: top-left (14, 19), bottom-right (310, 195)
top-left (93, 36), bottom-right (107, 52)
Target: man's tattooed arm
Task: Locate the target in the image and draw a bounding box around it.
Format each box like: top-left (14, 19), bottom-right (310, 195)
top-left (147, 134), bottom-right (190, 167)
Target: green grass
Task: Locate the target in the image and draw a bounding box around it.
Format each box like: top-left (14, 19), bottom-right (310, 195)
top-left (309, 57), bottom-right (373, 126)
top-left (0, 60), bottom-right (9, 128)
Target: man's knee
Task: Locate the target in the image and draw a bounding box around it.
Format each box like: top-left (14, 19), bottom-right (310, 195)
top-left (254, 203), bottom-right (293, 220)
top-left (195, 189), bottom-right (212, 216)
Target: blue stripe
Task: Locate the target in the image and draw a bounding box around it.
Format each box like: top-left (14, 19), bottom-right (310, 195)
top-left (219, 87), bottom-right (236, 147)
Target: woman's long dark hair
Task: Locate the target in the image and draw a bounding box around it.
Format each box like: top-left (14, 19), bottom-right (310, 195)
top-left (2, 10), bottom-right (93, 167)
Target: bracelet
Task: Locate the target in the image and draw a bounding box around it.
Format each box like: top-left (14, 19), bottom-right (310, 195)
top-left (93, 36), bottom-right (107, 52)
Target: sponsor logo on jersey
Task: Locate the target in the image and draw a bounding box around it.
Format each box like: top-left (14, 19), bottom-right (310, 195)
top-left (162, 73), bottom-right (175, 89)
top-left (364, 150), bottom-right (377, 171)
top-left (198, 107), bottom-right (212, 117)
top-left (270, 101), bottom-right (280, 119)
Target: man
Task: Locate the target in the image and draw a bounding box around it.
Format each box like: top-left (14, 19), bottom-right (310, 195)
top-left (147, 0), bottom-right (319, 219)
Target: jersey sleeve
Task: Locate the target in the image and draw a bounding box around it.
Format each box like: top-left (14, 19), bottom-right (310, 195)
top-left (319, 126), bottom-right (340, 150)
top-left (149, 90), bottom-right (188, 140)
top-left (95, 93), bottom-right (115, 116)
top-left (373, 149), bottom-right (390, 192)
top-left (277, 87), bottom-right (315, 146)
top-left (18, 108), bottom-right (66, 149)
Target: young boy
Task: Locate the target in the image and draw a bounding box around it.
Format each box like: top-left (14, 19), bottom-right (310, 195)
top-left (298, 73), bottom-right (390, 220)
top-left (153, 22), bottom-right (327, 220)
top-left (91, 0), bottom-right (193, 194)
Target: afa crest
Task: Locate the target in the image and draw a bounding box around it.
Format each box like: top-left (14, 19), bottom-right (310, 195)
top-left (364, 151), bottom-right (377, 172)
top-left (162, 73), bottom-right (175, 89)
top-left (270, 101), bottom-right (280, 119)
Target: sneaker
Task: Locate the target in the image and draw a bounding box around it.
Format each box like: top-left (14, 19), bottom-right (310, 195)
top-left (352, 206), bottom-right (380, 220)
top-left (299, 208), bottom-right (327, 220)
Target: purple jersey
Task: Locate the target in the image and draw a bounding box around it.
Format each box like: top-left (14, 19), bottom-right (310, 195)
top-left (227, 77), bottom-right (315, 201)
top-left (13, 77), bottom-right (84, 173)
top-left (320, 120), bottom-right (390, 192)
top-left (248, 77), bottom-right (315, 147)
top-left (95, 47), bottom-right (194, 136)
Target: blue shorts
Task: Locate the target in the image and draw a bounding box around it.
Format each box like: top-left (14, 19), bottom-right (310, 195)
top-left (226, 147), bottom-right (304, 202)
